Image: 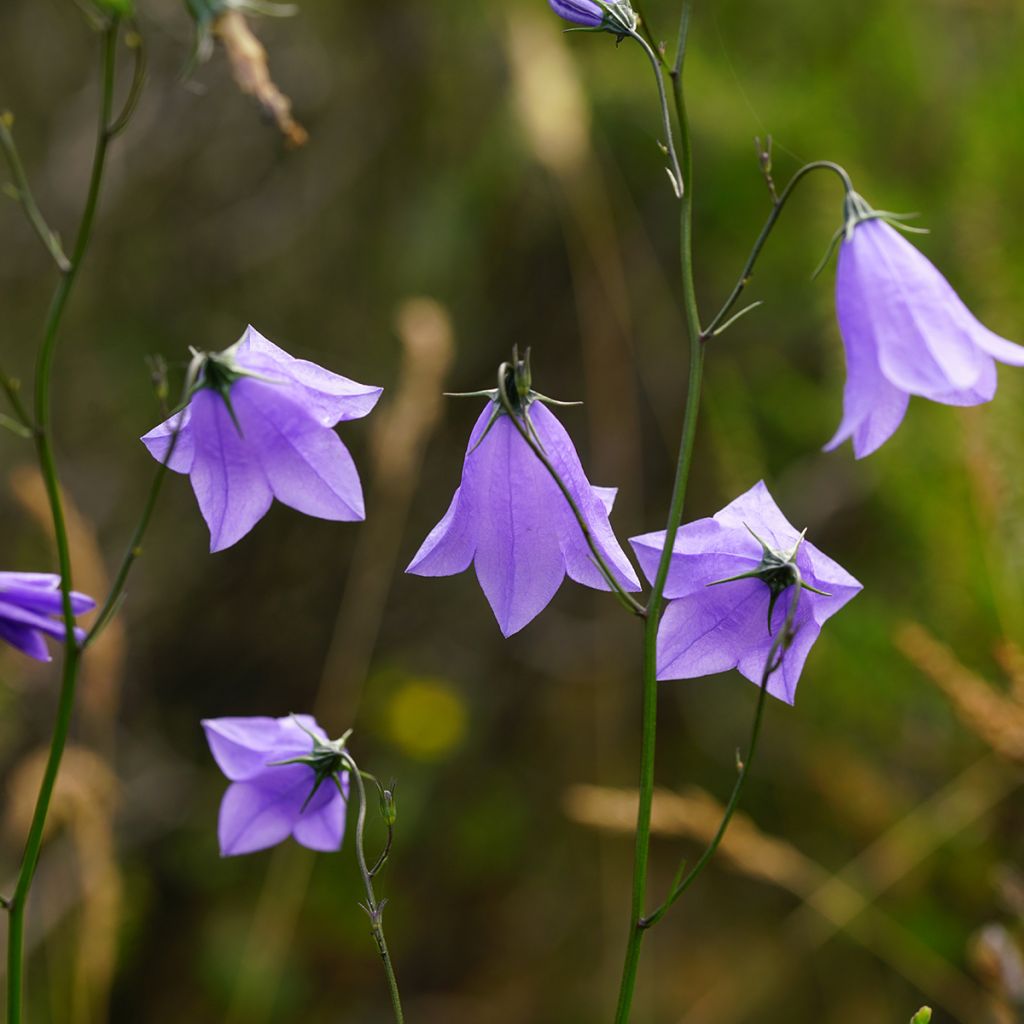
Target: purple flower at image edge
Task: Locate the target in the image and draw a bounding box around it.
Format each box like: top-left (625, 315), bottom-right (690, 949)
top-left (630, 481), bottom-right (861, 704)
top-left (0, 573), bottom-right (95, 662)
top-left (142, 326), bottom-right (382, 552)
top-left (406, 399), bottom-right (640, 637)
top-left (203, 715), bottom-right (348, 856)
top-left (827, 217), bottom-right (1024, 458)
top-left (549, 0), bottom-right (605, 29)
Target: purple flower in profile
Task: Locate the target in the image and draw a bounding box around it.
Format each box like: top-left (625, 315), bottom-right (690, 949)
top-left (142, 326), bottom-right (381, 552)
top-left (0, 573), bottom-right (95, 662)
top-left (549, 0), bottom-right (604, 28)
top-left (826, 202), bottom-right (1024, 458)
top-left (630, 482), bottom-right (861, 704)
top-left (202, 714), bottom-right (349, 856)
top-left (406, 396), bottom-right (640, 637)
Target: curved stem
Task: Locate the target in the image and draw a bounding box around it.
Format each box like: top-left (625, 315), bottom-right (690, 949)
top-left (640, 580), bottom-right (803, 928)
top-left (495, 379), bottom-right (647, 619)
top-left (6, 24), bottom-right (119, 1024)
top-left (86, 403), bottom-right (186, 647)
top-left (703, 160), bottom-right (853, 339)
top-left (0, 116), bottom-right (71, 271)
top-left (338, 757), bottom-right (404, 1024)
top-left (628, 29), bottom-right (684, 197)
top-left (613, 5), bottom-right (703, 1021)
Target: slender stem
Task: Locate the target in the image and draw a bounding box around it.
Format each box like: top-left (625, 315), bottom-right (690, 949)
top-left (6, 25), bottom-right (120, 1024)
top-left (495, 379), bottom-right (647, 619)
top-left (627, 29), bottom-right (684, 198)
top-left (0, 116), bottom-right (71, 272)
top-left (703, 160), bottom-right (853, 338)
top-left (613, 5), bottom-right (703, 1021)
top-left (85, 407), bottom-right (185, 647)
top-left (640, 580), bottom-right (803, 928)
top-left (338, 758), bottom-right (405, 1024)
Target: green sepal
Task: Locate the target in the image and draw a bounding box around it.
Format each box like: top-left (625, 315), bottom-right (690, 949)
top-left (706, 524), bottom-right (830, 634)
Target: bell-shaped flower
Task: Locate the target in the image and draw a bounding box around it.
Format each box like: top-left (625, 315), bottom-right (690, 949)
top-left (0, 572), bottom-right (95, 662)
top-left (202, 714), bottom-right (350, 856)
top-left (142, 326), bottom-right (381, 552)
top-left (630, 481), bottom-right (861, 704)
top-left (548, 0), bottom-right (638, 34)
top-left (407, 392), bottom-right (640, 637)
top-left (549, 0), bottom-right (604, 28)
top-left (826, 196), bottom-right (1024, 458)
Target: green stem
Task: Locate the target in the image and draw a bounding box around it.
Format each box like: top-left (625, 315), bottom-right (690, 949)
top-left (85, 409), bottom-right (185, 647)
top-left (613, 5), bottom-right (703, 1021)
top-left (6, 24), bottom-right (119, 1024)
top-left (0, 115), bottom-right (71, 272)
top-left (338, 758), bottom-right (405, 1024)
top-left (494, 376), bottom-right (647, 619)
top-left (640, 580), bottom-right (803, 928)
top-left (703, 160), bottom-right (853, 338)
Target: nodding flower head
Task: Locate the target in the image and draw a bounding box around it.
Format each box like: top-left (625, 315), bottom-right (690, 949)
top-left (0, 573), bottom-right (95, 662)
top-left (825, 192), bottom-right (1024, 458)
top-left (202, 714), bottom-right (350, 856)
top-left (141, 326), bottom-right (381, 553)
top-left (548, 0), bottom-right (638, 36)
top-left (630, 482), bottom-right (862, 704)
top-left (406, 351), bottom-right (640, 637)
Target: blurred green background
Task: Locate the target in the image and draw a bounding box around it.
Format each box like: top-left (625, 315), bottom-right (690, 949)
top-left (1, 0), bottom-right (1023, 1021)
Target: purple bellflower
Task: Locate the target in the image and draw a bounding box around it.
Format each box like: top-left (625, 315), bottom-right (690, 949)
top-left (826, 194), bottom-right (1024, 458)
top-left (549, 0), bottom-right (604, 28)
top-left (0, 573), bottom-right (95, 662)
top-left (548, 0), bottom-right (638, 35)
top-left (142, 326), bottom-right (381, 552)
top-left (202, 714), bottom-right (350, 857)
top-left (630, 482), bottom-right (861, 704)
top-left (406, 369), bottom-right (640, 638)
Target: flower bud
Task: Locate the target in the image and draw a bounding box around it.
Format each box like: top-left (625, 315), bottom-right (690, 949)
top-left (548, 0), bottom-right (604, 28)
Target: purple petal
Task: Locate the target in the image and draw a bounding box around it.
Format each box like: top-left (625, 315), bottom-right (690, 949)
top-left (631, 520), bottom-right (761, 600)
top-left (140, 407), bottom-right (195, 474)
top-left (842, 220), bottom-right (990, 398)
top-left (656, 582), bottom-right (769, 681)
top-left (187, 389), bottom-right (274, 552)
top-left (202, 715), bottom-right (320, 782)
top-left (0, 599), bottom-right (75, 642)
top-left (972, 325), bottom-right (1024, 367)
top-left (232, 378), bottom-right (366, 522)
top-left (593, 486), bottom-right (618, 516)
top-left (549, 0), bottom-right (604, 28)
top-left (236, 326), bottom-right (382, 426)
top-left (732, 598), bottom-right (820, 705)
top-left (0, 575), bottom-right (94, 617)
top-left (217, 773), bottom-right (306, 856)
top-left (0, 619), bottom-right (52, 661)
top-left (405, 485), bottom-right (476, 576)
top-left (529, 404), bottom-right (640, 594)
top-left (292, 771), bottom-right (348, 852)
top-left (824, 296), bottom-right (910, 458)
top-left (470, 414), bottom-right (567, 636)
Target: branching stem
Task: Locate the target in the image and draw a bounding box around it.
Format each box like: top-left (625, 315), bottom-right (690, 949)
top-left (5, 23), bottom-right (123, 1024)
top-left (337, 756), bottom-right (404, 1024)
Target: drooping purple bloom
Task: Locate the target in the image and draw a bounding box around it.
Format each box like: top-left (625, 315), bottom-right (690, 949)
top-left (202, 714), bottom-right (349, 856)
top-left (407, 399), bottom-right (640, 637)
top-left (630, 482), bottom-right (861, 704)
top-left (549, 0), bottom-right (605, 28)
top-left (826, 216), bottom-right (1024, 458)
top-left (142, 326), bottom-right (382, 552)
top-left (0, 573), bottom-right (95, 662)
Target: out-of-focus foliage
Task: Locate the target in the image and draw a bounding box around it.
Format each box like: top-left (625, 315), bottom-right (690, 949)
top-left (0, 0), bottom-right (1022, 1021)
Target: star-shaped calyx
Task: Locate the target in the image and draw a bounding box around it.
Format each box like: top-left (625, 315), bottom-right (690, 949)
top-left (707, 525), bottom-right (831, 633)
